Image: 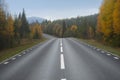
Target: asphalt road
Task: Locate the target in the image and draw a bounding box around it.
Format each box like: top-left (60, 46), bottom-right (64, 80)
top-left (0, 37), bottom-right (120, 80)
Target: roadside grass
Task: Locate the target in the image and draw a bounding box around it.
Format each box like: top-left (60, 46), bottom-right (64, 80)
top-left (79, 39), bottom-right (120, 56)
top-left (0, 38), bottom-right (47, 62)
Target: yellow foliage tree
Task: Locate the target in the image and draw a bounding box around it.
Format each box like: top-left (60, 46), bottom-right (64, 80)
top-left (54, 24), bottom-right (62, 37)
top-left (88, 26), bottom-right (94, 39)
top-left (0, 6), bottom-right (6, 35)
top-left (97, 0), bottom-right (116, 37)
top-left (71, 25), bottom-right (77, 32)
top-left (6, 15), bottom-right (14, 47)
top-left (113, 0), bottom-right (120, 35)
top-left (70, 25), bottom-right (78, 37)
top-left (30, 23), bottom-right (42, 39)
top-left (6, 15), bottom-right (14, 36)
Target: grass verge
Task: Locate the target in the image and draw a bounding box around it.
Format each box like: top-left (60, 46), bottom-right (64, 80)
top-left (79, 39), bottom-right (120, 56)
top-left (0, 38), bottom-right (47, 62)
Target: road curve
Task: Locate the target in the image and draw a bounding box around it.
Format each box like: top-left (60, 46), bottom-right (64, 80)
top-left (0, 38), bottom-right (120, 80)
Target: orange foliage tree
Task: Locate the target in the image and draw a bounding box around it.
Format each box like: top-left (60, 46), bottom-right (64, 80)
top-left (30, 23), bottom-right (42, 39)
top-left (97, 0), bottom-right (116, 37)
top-left (113, 0), bottom-right (120, 35)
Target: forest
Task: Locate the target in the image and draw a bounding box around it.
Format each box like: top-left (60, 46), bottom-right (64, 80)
top-left (0, 0), bottom-right (120, 51)
top-left (42, 0), bottom-right (120, 47)
top-left (0, 0), bottom-right (42, 50)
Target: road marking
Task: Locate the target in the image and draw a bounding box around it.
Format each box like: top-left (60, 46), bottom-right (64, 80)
top-left (60, 54), bottom-right (65, 69)
top-left (60, 39), bottom-right (63, 52)
top-left (61, 78), bottom-right (67, 80)
top-left (18, 55), bottom-right (21, 57)
top-left (107, 54), bottom-right (111, 56)
top-left (97, 49), bottom-right (100, 51)
top-left (12, 58), bottom-right (16, 60)
top-left (60, 43), bottom-right (63, 46)
top-left (101, 51), bottom-right (105, 53)
top-left (23, 52), bottom-right (26, 54)
top-left (61, 47), bottom-right (63, 52)
top-left (4, 62), bottom-right (9, 64)
top-left (114, 57), bottom-right (119, 60)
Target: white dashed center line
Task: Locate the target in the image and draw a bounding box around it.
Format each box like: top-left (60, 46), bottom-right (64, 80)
top-left (60, 39), bottom-right (63, 52)
top-left (61, 47), bottom-right (63, 52)
top-left (61, 78), bottom-right (67, 80)
top-left (60, 43), bottom-right (63, 46)
top-left (60, 54), bottom-right (65, 69)
top-left (60, 39), bottom-right (67, 80)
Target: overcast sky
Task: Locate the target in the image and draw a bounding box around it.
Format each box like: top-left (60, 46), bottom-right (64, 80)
top-left (6, 0), bottom-right (103, 20)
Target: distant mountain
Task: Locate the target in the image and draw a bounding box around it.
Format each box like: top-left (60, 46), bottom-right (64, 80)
top-left (27, 17), bottom-right (46, 24)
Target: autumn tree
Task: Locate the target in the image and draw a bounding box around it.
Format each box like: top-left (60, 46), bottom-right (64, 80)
top-left (6, 15), bottom-right (14, 47)
top-left (88, 26), bottom-right (94, 39)
top-left (112, 0), bottom-right (120, 46)
top-left (113, 0), bottom-right (120, 35)
top-left (97, 0), bottom-right (117, 45)
top-left (42, 14), bottom-right (97, 38)
top-left (97, 0), bottom-right (116, 37)
top-left (54, 24), bottom-right (62, 37)
top-left (62, 21), bottom-right (67, 38)
top-left (70, 25), bottom-right (77, 37)
top-left (0, 0), bottom-right (44, 50)
top-left (30, 22), bottom-right (42, 39)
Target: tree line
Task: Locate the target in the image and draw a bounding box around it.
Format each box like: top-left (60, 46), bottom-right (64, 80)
top-left (42, 0), bottom-right (120, 47)
top-left (41, 14), bottom-right (98, 39)
top-left (0, 0), bottom-right (42, 50)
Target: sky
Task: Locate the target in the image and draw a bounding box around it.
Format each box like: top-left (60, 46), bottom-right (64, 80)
top-left (6, 0), bottom-right (103, 20)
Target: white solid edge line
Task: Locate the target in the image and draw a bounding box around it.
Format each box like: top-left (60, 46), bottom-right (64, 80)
top-left (60, 54), bottom-right (65, 69)
top-left (61, 78), bottom-right (67, 80)
top-left (73, 38), bottom-right (120, 60)
top-left (0, 41), bottom-right (45, 64)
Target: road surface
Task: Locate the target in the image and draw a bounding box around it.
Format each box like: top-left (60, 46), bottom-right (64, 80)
top-left (0, 37), bottom-right (120, 80)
